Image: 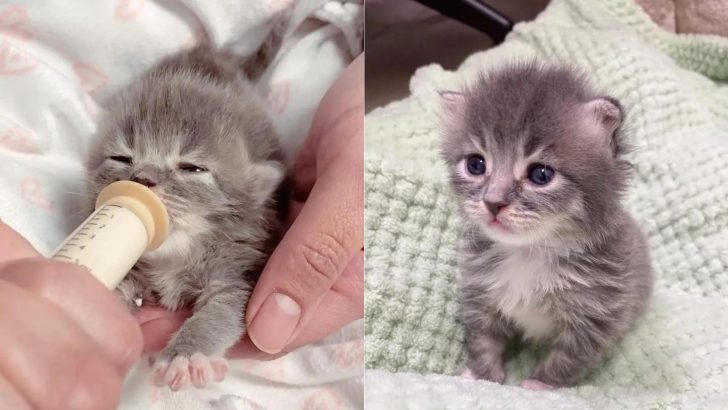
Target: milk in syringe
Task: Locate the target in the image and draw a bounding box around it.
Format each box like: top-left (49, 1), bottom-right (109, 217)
top-left (50, 181), bottom-right (169, 289)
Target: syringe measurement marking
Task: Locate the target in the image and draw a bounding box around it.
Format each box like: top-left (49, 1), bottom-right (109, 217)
top-left (54, 205), bottom-right (125, 270)
top-left (61, 206), bottom-right (120, 252)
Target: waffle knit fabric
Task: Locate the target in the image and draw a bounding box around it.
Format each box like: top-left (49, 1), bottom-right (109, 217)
top-left (364, 0), bottom-right (728, 407)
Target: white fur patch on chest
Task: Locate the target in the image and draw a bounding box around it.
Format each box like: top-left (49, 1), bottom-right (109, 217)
top-left (144, 213), bottom-right (209, 262)
top-left (507, 303), bottom-right (557, 341)
top-left (145, 228), bottom-right (195, 261)
top-left (139, 216), bottom-right (210, 309)
top-left (483, 247), bottom-right (566, 340)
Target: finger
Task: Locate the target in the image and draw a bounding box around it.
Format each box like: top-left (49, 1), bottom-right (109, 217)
top-left (287, 199), bottom-right (305, 228)
top-left (246, 157), bottom-right (363, 354)
top-left (293, 101), bottom-right (363, 201)
top-left (227, 337), bottom-right (282, 360)
top-left (231, 251), bottom-right (362, 359)
top-left (231, 288), bottom-right (360, 360)
top-left (306, 53), bottom-right (364, 155)
top-left (231, 279), bottom-right (360, 360)
top-left (0, 281), bottom-right (121, 410)
top-left (291, 141), bottom-right (317, 201)
top-left (0, 222), bottom-right (39, 263)
top-left (135, 306), bottom-right (191, 353)
top-left (291, 98), bottom-right (363, 205)
top-left (334, 248), bottom-right (364, 305)
top-left (133, 304), bottom-right (169, 323)
top-left (0, 376), bottom-right (31, 410)
top-left (285, 250), bottom-right (363, 347)
top-left (0, 259), bottom-right (142, 373)
top-left (291, 54), bottom-right (364, 200)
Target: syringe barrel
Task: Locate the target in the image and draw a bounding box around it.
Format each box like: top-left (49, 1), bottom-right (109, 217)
top-left (49, 181), bottom-right (168, 290)
top-left (50, 204), bottom-right (148, 289)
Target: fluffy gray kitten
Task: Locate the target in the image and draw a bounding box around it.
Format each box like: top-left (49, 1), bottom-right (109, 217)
top-left (440, 63), bottom-right (653, 389)
top-left (86, 20), bottom-right (289, 390)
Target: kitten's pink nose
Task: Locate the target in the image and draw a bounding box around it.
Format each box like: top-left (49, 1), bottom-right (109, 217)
top-left (130, 176), bottom-right (157, 188)
top-left (485, 201), bottom-right (508, 216)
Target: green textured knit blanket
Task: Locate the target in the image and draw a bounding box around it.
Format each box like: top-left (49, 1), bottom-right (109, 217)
top-left (364, 0), bottom-right (728, 407)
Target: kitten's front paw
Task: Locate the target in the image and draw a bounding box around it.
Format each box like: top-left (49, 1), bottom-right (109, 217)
top-left (151, 353), bottom-right (229, 391)
top-left (460, 368), bottom-right (476, 380)
top-left (469, 364), bottom-right (505, 383)
top-left (520, 379), bottom-right (555, 390)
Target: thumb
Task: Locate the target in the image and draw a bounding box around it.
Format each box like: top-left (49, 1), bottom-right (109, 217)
top-left (245, 156), bottom-right (362, 354)
top-left (0, 221), bottom-right (40, 263)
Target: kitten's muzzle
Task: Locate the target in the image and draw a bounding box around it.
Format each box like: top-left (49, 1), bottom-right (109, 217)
top-left (482, 178), bottom-right (514, 217)
top-left (485, 200), bottom-right (509, 216)
top-left (130, 166), bottom-right (160, 188)
top-left (131, 175), bottom-right (157, 188)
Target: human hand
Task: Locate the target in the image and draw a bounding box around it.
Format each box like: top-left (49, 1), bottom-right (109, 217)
top-left (240, 53), bottom-right (364, 357)
top-left (136, 54), bottom-right (364, 359)
top-left (0, 222), bottom-right (143, 410)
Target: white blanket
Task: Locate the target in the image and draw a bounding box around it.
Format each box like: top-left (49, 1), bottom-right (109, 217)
top-left (0, 0), bottom-right (363, 408)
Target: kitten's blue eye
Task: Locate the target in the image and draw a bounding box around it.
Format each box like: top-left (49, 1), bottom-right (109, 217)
top-left (178, 163), bottom-right (208, 173)
top-left (466, 155), bottom-right (486, 175)
top-left (528, 163), bottom-right (555, 185)
top-left (109, 155), bottom-right (132, 164)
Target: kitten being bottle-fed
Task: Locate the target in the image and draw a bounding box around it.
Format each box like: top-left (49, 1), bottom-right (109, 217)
top-left (50, 181), bottom-right (169, 289)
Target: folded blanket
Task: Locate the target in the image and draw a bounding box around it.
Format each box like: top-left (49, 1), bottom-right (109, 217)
top-left (364, 0), bottom-right (728, 407)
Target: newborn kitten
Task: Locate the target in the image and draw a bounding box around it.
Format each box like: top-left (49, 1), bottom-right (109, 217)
top-left (86, 20), bottom-right (289, 390)
top-left (441, 63), bottom-right (653, 389)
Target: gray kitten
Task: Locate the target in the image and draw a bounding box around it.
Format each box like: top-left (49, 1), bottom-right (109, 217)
top-left (440, 63), bottom-right (653, 389)
top-left (86, 18), bottom-right (289, 390)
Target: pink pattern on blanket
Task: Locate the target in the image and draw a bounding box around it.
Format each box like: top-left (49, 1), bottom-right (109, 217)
top-left (334, 339), bottom-right (364, 369)
top-left (267, 0), bottom-right (295, 14)
top-left (302, 388), bottom-right (344, 410)
top-left (20, 177), bottom-right (53, 211)
top-left (0, 5), bottom-right (33, 40)
top-left (0, 41), bottom-right (37, 75)
top-left (115, 0), bottom-right (146, 21)
top-left (267, 80), bottom-right (290, 115)
top-left (182, 25), bottom-right (208, 49)
top-left (0, 124), bottom-right (38, 154)
top-left (235, 357), bottom-right (287, 382)
top-left (73, 62), bottom-right (108, 92)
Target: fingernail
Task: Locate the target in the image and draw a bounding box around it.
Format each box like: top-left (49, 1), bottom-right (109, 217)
top-left (248, 293), bottom-right (301, 354)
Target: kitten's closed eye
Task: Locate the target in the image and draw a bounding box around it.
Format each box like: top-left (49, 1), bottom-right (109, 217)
top-left (109, 155), bottom-right (133, 164)
top-left (178, 163), bottom-right (208, 173)
top-left (466, 154), bottom-right (486, 175)
top-left (527, 163), bottom-right (555, 185)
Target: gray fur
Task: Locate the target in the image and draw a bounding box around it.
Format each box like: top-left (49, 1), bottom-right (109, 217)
top-left (441, 62), bottom-right (653, 387)
top-left (87, 31), bottom-right (289, 363)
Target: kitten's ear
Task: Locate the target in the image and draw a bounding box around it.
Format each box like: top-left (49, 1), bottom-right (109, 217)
top-left (585, 97), bottom-right (622, 136)
top-left (439, 90), bottom-right (465, 111)
top-left (439, 91), bottom-right (466, 137)
top-left (249, 161), bottom-right (286, 207)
